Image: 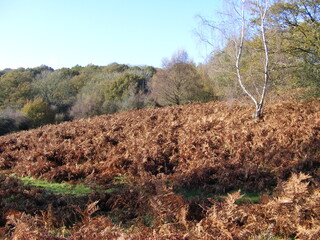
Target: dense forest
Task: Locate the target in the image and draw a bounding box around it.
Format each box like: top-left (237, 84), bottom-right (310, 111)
top-left (0, 0), bottom-right (319, 135)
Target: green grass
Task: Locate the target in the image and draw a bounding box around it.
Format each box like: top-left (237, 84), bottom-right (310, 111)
top-left (178, 188), bottom-right (214, 200)
top-left (19, 176), bottom-right (92, 196)
top-left (236, 192), bottom-right (260, 203)
top-left (112, 174), bottom-right (129, 185)
top-left (177, 188), bottom-right (261, 203)
top-left (17, 175), bottom-right (127, 196)
top-left (104, 187), bottom-right (120, 194)
top-left (16, 174), bottom-right (262, 202)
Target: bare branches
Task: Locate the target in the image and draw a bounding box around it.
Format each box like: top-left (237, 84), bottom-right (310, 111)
top-left (195, 15), bottom-right (220, 49)
top-left (258, 0), bottom-right (270, 117)
top-left (235, 0), bottom-right (259, 110)
top-left (197, 0), bottom-right (271, 118)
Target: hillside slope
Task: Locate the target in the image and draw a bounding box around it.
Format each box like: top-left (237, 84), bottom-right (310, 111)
top-left (0, 99), bottom-right (320, 239)
top-left (1, 100), bottom-right (319, 191)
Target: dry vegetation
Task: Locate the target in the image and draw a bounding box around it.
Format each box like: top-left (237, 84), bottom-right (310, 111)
top-left (0, 99), bottom-right (319, 239)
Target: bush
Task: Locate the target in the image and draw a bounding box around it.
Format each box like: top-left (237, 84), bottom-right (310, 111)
top-left (13, 114), bottom-right (31, 131)
top-left (0, 116), bottom-right (15, 135)
top-left (21, 98), bottom-right (55, 128)
top-left (70, 95), bottom-right (103, 119)
top-left (102, 100), bottom-right (121, 115)
top-left (0, 108), bottom-right (31, 135)
top-left (105, 72), bottom-right (147, 101)
top-left (119, 90), bottom-right (146, 111)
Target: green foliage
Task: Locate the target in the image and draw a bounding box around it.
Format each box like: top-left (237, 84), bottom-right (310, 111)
top-left (0, 69), bottom-right (34, 108)
top-left (105, 72), bottom-right (147, 101)
top-left (57, 67), bottom-right (80, 78)
top-left (295, 61), bottom-right (320, 99)
top-left (118, 91), bottom-right (146, 111)
top-left (271, 0), bottom-right (320, 60)
top-left (101, 100), bottom-right (121, 115)
top-left (102, 62), bottom-right (129, 73)
top-left (205, 41), bottom-right (243, 99)
top-left (32, 70), bottom-right (77, 108)
top-left (28, 65), bottom-right (54, 76)
top-left (70, 72), bottom-right (93, 92)
top-left (269, 0), bottom-right (320, 98)
top-left (70, 72), bottom-right (115, 119)
top-left (0, 68), bottom-right (14, 77)
top-left (201, 0), bottom-right (320, 102)
top-left (21, 98), bottom-right (55, 128)
top-left (139, 65), bottom-right (157, 76)
top-left (0, 63), bottom-right (152, 124)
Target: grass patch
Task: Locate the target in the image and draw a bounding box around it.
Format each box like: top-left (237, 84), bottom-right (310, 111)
top-left (104, 187), bottom-right (120, 194)
top-left (236, 192), bottom-right (260, 203)
top-left (6, 173), bottom-right (127, 197)
top-left (178, 187), bottom-right (261, 203)
top-left (2, 196), bottom-right (16, 204)
top-left (19, 176), bottom-right (92, 196)
top-left (112, 174), bottom-right (129, 185)
top-left (177, 188), bottom-right (214, 200)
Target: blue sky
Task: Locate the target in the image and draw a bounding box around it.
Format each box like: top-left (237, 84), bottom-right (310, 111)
top-left (0, 0), bottom-right (223, 69)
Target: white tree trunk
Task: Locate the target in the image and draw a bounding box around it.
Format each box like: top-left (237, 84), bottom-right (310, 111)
top-left (235, 0), bottom-right (270, 119)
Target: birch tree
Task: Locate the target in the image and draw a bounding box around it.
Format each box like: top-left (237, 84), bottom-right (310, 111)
top-left (198, 0), bottom-right (271, 118)
top-left (237, 0), bottom-right (270, 118)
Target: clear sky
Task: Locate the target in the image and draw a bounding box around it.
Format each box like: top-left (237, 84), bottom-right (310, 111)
top-left (0, 0), bottom-right (223, 70)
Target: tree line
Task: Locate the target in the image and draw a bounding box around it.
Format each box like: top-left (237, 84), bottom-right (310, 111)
top-left (0, 57), bottom-right (216, 136)
top-left (0, 0), bottom-right (319, 135)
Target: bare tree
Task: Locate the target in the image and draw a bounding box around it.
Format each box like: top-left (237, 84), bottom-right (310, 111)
top-left (197, 0), bottom-right (271, 118)
top-left (151, 50), bottom-right (205, 106)
top-left (236, 0), bottom-right (270, 118)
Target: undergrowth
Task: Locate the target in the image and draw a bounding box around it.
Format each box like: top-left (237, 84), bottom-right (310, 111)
top-left (0, 99), bottom-right (319, 239)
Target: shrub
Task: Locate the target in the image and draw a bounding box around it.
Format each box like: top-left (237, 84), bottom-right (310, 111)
top-left (69, 95), bottom-right (103, 119)
top-left (0, 108), bottom-right (31, 135)
top-left (102, 100), bottom-right (121, 114)
top-left (0, 116), bottom-right (15, 135)
top-left (21, 98), bottom-right (55, 128)
top-left (104, 72), bottom-right (147, 101)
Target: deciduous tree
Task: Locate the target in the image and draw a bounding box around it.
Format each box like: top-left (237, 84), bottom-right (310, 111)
top-left (152, 50), bottom-right (214, 106)
top-left (270, 0), bottom-right (320, 98)
top-left (197, 0), bottom-right (271, 118)
top-left (21, 98), bottom-right (55, 128)
top-left (0, 69), bottom-right (34, 109)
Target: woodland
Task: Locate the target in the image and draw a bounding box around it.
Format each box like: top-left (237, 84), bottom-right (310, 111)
top-left (0, 0), bottom-right (319, 135)
top-left (0, 0), bottom-right (319, 239)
